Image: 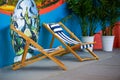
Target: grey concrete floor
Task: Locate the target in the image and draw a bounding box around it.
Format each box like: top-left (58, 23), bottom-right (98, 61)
top-left (0, 49), bottom-right (120, 80)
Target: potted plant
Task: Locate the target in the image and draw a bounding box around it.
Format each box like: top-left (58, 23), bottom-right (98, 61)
top-left (66, 0), bottom-right (99, 51)
top-left (98, 0), bottom-right (120, 51)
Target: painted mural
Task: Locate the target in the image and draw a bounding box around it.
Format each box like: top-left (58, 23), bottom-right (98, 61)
top-left (0, 0), bottom-right (59, 11)
top-left (11, 0), bottom-right (40, 62)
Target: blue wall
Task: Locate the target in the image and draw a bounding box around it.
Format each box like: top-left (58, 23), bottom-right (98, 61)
top-left (0, 14), bottom-right (15, 68)
top-left (39, 3), bottom-right (71, 48)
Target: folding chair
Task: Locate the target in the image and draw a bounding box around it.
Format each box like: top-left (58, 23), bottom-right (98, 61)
top-left (43, 22), bottom-right (99, 62)
top-left (10, 25), bottom-right (67, 70)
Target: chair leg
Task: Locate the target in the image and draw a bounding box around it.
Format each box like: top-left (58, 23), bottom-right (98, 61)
top-left (50, 36), bottom-right (55, 48)
top-left (13, 46), bottom-right (67, 70)
top-left (86, 48), bottom-right (99, 60)
top-left (21, 40), bottom-right (30, 65)
top-left (65, 44), bottom-right (99, 61)
top-left (70, 49), bottom-right (83, 62)
top-left (48, 55), bottom-right (67, 70)
top-left (12, 40), bottom-right (30, 70)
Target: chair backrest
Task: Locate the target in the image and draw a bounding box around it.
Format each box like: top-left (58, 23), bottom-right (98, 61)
top-left (47, 23), bottom-right (63, 33)
top-left (45, 23), bottom-right (94, 49)
top-left (46, 23), bottom-right (80, 44)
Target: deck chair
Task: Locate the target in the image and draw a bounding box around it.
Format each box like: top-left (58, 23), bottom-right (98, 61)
top-left (10, 24), bottom-right (67, 70)
top-left (43, 22), bottom-right (99, 61)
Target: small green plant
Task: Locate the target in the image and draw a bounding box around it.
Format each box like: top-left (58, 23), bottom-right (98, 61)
top-left (98, 0), bottom-right (120, 36)
top-left (66, 0), bottom-right (98, 36)
top-left (66, 0), bottom-right (120, 36)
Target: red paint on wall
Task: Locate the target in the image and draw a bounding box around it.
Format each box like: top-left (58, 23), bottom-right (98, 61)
top-left (113, 22), bottom-right (120, 48)
top-left (93, 21), bottom-right (120, 49)
top-left (94, 31), bottom-right (102, 49)
top-left (0, 9), bottom-right (12, 15)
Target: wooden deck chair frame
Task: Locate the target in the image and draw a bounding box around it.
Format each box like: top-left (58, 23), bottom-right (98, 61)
top-left (10, 24), bottom-right (67, 70)
top-left (43, 22), bottom-right (99, 62)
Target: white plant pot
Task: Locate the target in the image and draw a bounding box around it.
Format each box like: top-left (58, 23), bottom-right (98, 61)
top-left (82, 36), bottom-right (94, 52)
top-left (102, 36), bottom-right (115, 51)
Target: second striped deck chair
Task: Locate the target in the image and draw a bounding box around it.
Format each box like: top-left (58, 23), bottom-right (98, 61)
top-left (43, 22), bottom-right (99, 61)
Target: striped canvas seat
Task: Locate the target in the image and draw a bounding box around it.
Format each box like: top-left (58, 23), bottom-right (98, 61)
top-left (29, 45), bottom-right (61, 53)
top-left (47, 23), bottom-right (93, 49)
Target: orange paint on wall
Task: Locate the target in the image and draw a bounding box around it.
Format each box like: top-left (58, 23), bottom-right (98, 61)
top-left (39, 0), bottom-right (64, 14)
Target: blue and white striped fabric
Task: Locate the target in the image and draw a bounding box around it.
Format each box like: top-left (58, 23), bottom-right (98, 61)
top-left (80, 44), bottom-right (93, 49)
top-left (48, 23), bottom-right (63, 33)
top-left (47, 23), bottom-right (93, 49)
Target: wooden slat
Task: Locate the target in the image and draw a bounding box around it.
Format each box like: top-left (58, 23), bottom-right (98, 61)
top-left (50, 36), bottom-right (55, 48)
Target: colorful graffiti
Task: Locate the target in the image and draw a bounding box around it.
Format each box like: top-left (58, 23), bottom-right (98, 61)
top-left (11, 0), bottom-right (40, 62)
